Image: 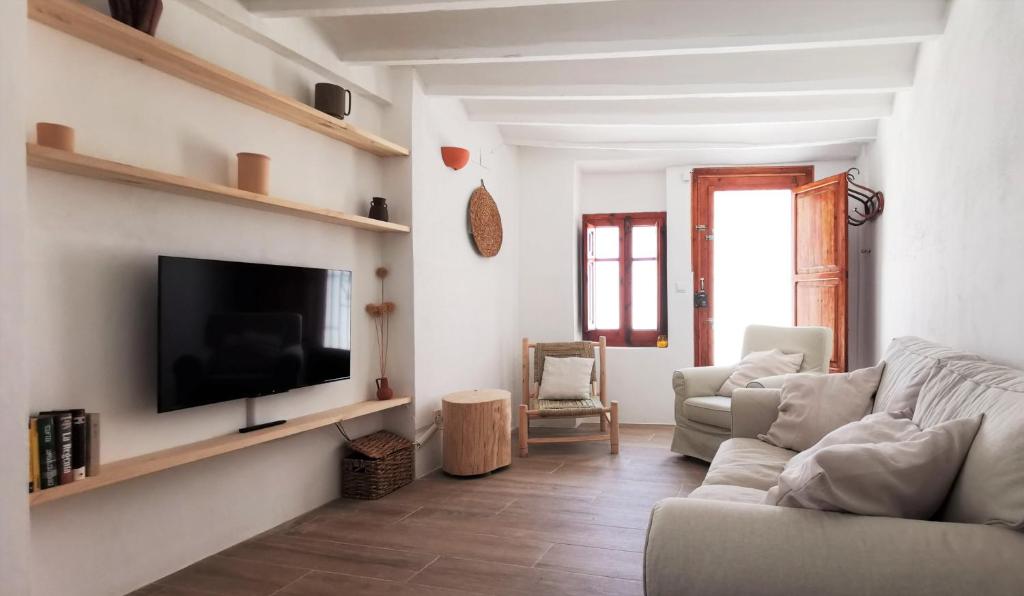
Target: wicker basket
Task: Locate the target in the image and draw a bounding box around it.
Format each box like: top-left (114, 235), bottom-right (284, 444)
top-left (341, 430), bottom-right (414, 500)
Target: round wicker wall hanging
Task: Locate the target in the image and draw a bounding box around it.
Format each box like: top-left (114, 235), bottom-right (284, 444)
top-left (468, 181), bottom-right (502, 257)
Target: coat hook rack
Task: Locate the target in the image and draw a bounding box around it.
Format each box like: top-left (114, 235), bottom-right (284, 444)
top-left (846, 167), bottom-right (884, 226)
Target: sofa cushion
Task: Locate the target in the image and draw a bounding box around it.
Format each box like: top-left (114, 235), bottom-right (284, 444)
top-left (682, 396), bottom-right (732, 429)
top-left (914, 360), bottom-right (1024, 529)
top-left (703, 438), bottom-right (796, 491)
top-left (759, 364), bottom-right (884, 452)
top-left (688, 484), bottom-right (768, 505)
top-left (766, 414), bottom-right (982, 520)
top-left (873, 337), bottom-right (983, 414)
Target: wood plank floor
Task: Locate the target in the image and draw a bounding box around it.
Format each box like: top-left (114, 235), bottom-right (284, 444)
top-left (132, 424), bottom-right (707, 596)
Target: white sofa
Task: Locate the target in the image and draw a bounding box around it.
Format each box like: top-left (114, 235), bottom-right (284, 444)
top-left (671, 325), bottom-right (833, 462)
top-left (646, 337), bottom-right (1024, 596)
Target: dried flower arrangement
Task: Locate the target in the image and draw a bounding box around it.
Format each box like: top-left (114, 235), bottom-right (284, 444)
top-left (366, 267), bottom-right (395, 399)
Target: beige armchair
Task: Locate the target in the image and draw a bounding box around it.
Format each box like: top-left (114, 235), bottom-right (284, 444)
top-left (671, 325), bottom-right (832, 461)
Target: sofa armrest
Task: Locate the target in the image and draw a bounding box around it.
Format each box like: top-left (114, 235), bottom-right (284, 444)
top-left (730, 388), bottom-right (781, 438)
top-left (645, 498), bottom-right (1024, 596)
top-left (672, 366), bottom-right (734, 400)
top-left (746, 371), bottom-right (821, 389)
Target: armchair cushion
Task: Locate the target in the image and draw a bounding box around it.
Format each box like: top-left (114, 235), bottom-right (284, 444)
top-left (538, 356), bottom-right (594, 399)
top-left (682, 396), bottom-right (732, 429)
top-left (717, 349), bottom-right (804, 397)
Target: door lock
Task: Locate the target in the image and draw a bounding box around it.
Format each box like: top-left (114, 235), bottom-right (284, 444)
top-left (694, 278), bottom-right (709, 308)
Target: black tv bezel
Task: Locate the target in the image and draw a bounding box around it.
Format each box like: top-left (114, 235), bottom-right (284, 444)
top-left (157, 255), bottom-right (353, 413)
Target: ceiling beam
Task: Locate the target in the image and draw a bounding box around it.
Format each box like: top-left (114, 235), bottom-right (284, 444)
top-left (418, 45), bottom-right (918, 99)
top-left (312, 0), bottom-right (947, 65)
top-left (463, 94), bottom-right (894, 126)
top-left (244, 0), bottom-right (620, 18)
top-left (498, 119), bottom-right (878, 150)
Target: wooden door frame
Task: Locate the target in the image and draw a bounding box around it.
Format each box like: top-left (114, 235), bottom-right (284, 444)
top-left (690, 166), bottom-right (815, 366)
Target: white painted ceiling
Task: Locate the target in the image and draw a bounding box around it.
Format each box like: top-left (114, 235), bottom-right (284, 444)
top-left (238, 0), bottom-right (950, 166)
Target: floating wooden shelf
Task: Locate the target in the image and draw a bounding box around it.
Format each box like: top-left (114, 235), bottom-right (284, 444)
top-left (30, 397), bottom-right (412, 507)
top-left (27, 144), bottom-right (411, 233)
top-left (28, 0), bottom-right (409, 158)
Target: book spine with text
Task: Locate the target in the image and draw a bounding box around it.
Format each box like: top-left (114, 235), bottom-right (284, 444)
top-left (37, 415), bottom-right (59, 490)
top-left (86, 413), bottom-right (101, 477)
top-left (71, 409), bottom-right (87, 480)
top-left (48, 412), bottom-right (74, 484)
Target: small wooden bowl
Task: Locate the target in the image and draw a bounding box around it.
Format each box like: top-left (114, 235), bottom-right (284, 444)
top-left (36, 123), bottom-right (75, 152)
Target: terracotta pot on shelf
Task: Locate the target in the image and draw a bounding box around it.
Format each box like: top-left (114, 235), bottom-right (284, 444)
top-left (237, 153), bottom-right (270, 195)
top-left (36, 123), bottom-right (75, 152)
top-left (375, 377), bottom-right (394, 401)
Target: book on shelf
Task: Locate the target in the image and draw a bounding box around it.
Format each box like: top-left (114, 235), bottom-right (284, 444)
top-left (86, 413), bottom-right (100, 477)
top-left (37, 415), bottom-right (59, 490)
top-left (40, 411), bottom-right (74, 485)
top-left (71, 409), bottom-right (87, 480)
top-left (29, 418), bottom-right (39, 493)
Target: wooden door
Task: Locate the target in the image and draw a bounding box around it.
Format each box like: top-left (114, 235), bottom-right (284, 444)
top-left (793, 174), bottom-right (848, 372)
top-left (691, 166), bottom-right (814, 366)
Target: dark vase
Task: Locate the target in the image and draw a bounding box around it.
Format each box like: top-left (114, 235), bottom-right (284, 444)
top-left (109, 0), bottom-right (163, 35)
top-left (368, 197), bottom-right (389, 222)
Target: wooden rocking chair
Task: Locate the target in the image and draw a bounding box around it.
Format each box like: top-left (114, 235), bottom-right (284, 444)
top-left (518, 337), bottom-right (619, 457)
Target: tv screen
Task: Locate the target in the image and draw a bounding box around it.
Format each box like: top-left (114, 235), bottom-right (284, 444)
top-left (158, 256), bottom-right (352, 413)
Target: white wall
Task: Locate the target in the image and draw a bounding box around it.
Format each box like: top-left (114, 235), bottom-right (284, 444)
top-left (405, 72), bottom-right (522, 472)
top-left (856, 0), bottom-right (1024, 366)
top-left (24, 2), bottom-right (404, 594)
top-left (0, 1), bottom-right (31, 595)
top-left (519, 155), bottom-right (858, 425)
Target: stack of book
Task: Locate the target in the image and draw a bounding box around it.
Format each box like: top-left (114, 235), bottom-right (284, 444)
top-left (29, 411), bottom-right (100, 493)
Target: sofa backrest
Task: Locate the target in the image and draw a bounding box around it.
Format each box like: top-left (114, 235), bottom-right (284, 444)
top-left (741, 325), bottom-right (833, 373)
top-left (872, 337), bottom-right (982, 414)
top-left (914, 359), bottom-right (1024, 530)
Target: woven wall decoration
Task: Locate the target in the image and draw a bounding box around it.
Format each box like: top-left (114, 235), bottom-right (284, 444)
top-left (467, 181), bottom-right (503, 257)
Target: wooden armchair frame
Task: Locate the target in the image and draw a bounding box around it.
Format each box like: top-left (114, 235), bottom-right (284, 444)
top-left (518, 336), bottom-right (619, 457)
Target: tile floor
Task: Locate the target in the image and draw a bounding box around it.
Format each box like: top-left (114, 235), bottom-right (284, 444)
top-left (133, 424), bottom-right (708, 596)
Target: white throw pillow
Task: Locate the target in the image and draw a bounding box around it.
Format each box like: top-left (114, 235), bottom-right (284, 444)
top-left (759, 363), bottom-right (885, 452)
top-left (765, 414), bottom-right (982, 520)
top-left (718, 349), bottom-right (804, 397)
top-left (538, 356), bottom-right (594, 400)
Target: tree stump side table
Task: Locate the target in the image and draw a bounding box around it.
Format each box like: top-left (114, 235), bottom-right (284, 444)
top-left (442, 389), bottom-right (512, 476)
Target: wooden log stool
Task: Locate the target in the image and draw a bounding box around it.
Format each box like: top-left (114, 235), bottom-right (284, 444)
top-left (442, 389), bottom-right (512, 476)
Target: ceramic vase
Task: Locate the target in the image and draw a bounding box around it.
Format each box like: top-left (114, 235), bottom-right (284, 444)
top-left (368, 197), bottom-right (389, 222)
top-left (375, 377), bottom-right (394, 401)
top-left (237, 153), bottom-right (270, 195)
top-left (36, 123), bottom-right (75, 152)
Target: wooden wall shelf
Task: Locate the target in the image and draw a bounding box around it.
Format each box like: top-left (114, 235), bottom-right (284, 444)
top-left (27, 144), bottom-right (411, 233)
top-left (30, 397), bottom-right (412, 507)
top-left (28, 0), bottom-right (409, 158)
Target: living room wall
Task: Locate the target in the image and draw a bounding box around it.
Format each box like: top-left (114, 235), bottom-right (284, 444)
top-left (519, 153), bottom-right (863, 425)
top-left (24, 3), bottom-right (405, 594)
top-left (0, 1), bottom-right (30, 594)
top-left (855, 0), bottom-right (1024, 366)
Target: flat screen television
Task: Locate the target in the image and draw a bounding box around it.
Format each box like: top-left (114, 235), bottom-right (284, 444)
top-left (158, 256), bottom-right (352, 413)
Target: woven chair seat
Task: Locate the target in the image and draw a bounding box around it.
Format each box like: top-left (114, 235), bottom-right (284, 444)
top-left (531, 397), bottom-right (606, 417)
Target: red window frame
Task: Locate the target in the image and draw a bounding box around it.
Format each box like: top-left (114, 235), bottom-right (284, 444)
top-left (581, 212), bottom-right (667, 347)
